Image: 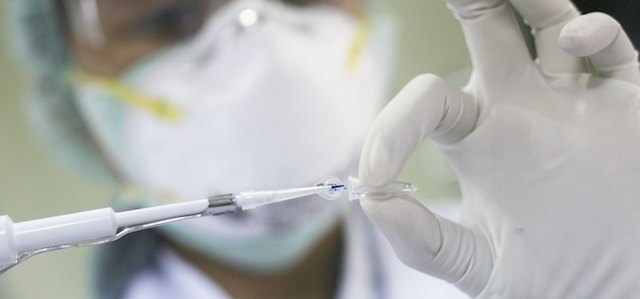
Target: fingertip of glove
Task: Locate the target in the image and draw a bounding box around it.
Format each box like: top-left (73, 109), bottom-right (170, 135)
top-left (559, 12), bottom-right (620, 57)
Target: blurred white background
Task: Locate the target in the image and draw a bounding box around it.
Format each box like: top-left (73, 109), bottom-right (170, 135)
top-left (0, 0), bottom-right (469, 298)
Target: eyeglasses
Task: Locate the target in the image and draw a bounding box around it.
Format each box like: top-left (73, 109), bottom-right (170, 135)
top-left (63, 0), bottom-right (363, 76)
top-left (64, 0), bottom-right (223, 49)
top-left (64, 0), bottom-right (336, 49)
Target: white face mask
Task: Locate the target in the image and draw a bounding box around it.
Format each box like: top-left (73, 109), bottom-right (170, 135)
top-left (73, 0), bottom-right (395, 272)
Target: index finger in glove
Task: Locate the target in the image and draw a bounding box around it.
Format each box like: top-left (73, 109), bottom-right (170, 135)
top-left (359, 74), bottom-right (477, 188)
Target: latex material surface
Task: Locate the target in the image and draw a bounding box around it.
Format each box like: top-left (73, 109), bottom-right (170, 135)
top-left (359, 0), bottom-right (640, 297)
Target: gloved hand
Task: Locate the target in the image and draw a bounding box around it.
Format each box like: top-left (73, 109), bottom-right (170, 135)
top-left (358, 0), bottom-right (640, 297)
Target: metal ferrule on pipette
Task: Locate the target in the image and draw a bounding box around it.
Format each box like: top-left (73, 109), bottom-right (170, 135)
top-left (205, 194), bottom-right (239, 215)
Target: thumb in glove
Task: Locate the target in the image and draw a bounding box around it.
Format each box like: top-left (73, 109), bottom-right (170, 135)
top-left (358, 75), bottom-right (493, 296)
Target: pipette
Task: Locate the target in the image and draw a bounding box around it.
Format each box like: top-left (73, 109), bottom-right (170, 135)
top-left (0, 177), bottom-right (415, 274)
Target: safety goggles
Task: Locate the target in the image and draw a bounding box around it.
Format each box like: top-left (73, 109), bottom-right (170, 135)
top-left (63, 0), bottom-right (339, 50)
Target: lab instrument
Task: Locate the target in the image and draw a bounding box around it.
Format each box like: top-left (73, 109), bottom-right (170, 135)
top-left (0, 177), bottom-right (415, 274)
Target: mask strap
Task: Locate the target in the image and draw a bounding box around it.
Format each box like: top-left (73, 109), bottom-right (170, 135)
top-left (67, 69), bottom-right (184, 122)
top-left (346, 15), bottom-right (371, 73)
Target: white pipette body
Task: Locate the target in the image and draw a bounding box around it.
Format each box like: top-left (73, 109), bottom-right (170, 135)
top-left (0, 177), bottom-right (415, 274)
top-left (0, 199), bottom-right (213, 274)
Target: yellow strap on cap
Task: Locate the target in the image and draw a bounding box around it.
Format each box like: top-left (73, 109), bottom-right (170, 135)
top-left (69, 70), bottom-right (184, 122)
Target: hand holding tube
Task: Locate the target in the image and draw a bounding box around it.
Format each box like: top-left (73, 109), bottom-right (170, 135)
top-left (359, 0), bottom-right (640, 297)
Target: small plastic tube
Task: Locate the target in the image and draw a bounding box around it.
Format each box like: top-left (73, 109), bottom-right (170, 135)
top-left (346, 177), bottom-right (417, 201)
top-left (273, 176), bottom-right (417, 202)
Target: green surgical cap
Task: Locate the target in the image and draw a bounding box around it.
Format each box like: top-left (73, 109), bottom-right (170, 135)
top-left (9, 0), bottom-right (112, 180)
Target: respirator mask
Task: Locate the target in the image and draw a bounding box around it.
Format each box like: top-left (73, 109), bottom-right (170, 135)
top-left (71, 0), bottom-right (395, 272)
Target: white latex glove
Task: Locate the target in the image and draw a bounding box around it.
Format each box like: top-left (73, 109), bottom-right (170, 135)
top-left (359, 0), bottom-right (640, 297)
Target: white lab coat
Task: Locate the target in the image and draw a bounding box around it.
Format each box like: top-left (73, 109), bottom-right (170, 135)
top-left (122, 202), bottom-right (468, 299)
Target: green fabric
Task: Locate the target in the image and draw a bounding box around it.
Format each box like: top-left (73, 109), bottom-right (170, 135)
top-left (8, 0), bottom-right (112, 180)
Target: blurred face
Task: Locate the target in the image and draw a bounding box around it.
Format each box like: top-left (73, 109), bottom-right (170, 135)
top-left (66, 0), bottom-right (362, 76)
top-left (63, 0), bottom-right (387, 272)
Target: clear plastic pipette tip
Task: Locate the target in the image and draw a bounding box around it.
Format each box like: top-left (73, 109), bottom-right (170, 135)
top-left (234, 176), bottom-right (417, 210)
top-left (234, 184), bottom-right (340, 210)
